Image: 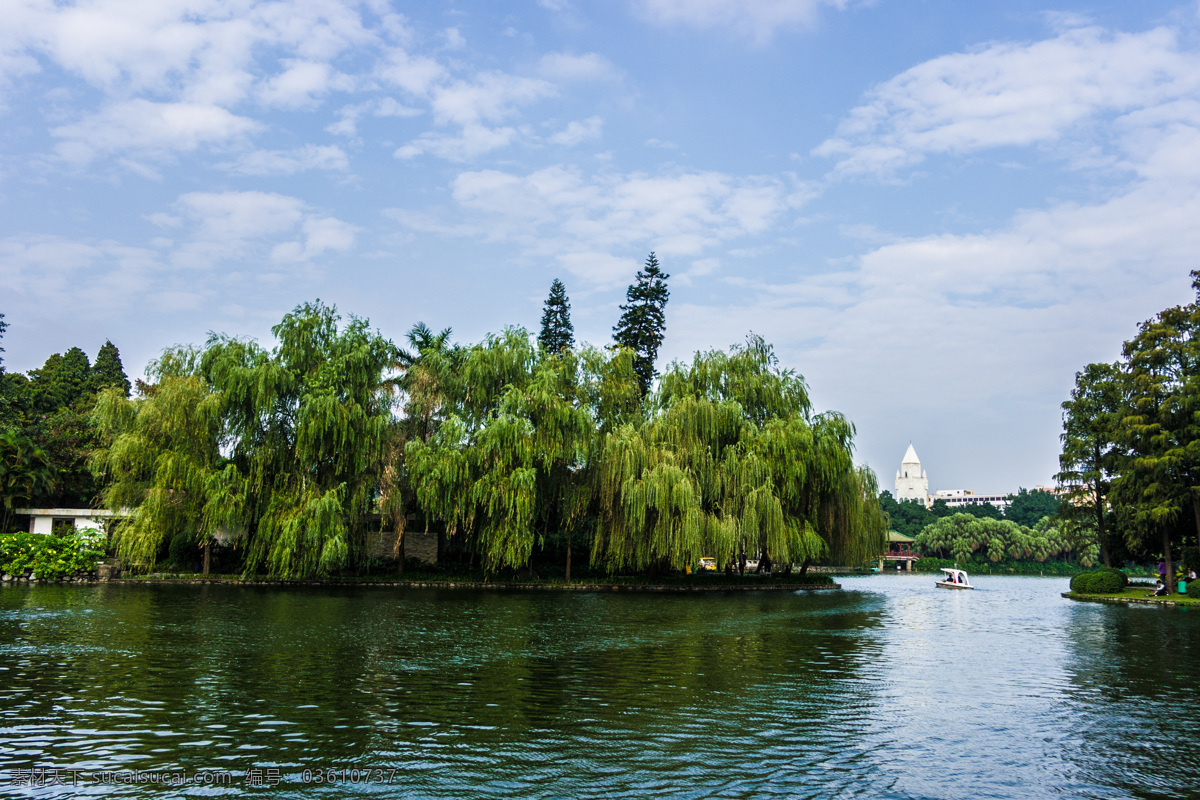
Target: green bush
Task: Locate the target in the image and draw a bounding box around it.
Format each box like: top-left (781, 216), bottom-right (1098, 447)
top-left (1089, 570), bottom-right (1124, 594)
top-left (0, 531), bottom-right (106, 580)
top-left (1070, 572), bottom-right (1094, 593)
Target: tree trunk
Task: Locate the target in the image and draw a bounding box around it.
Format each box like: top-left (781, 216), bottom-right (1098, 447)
top-left (397, 531), bottom-right (405, 577)
top-left (1093, 460), bottom-right (1111, 568)
top-left (1162, 526), bottom-right (1176, 595)
top-left (799, 557), bottom-right (811, 579)
top-left (564, 532), bottom-right (572, 584)
top-left (202, 540), bottom-right (211, 576)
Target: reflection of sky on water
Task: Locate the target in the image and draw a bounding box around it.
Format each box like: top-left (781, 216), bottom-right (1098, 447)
top-left (0, 578), bottom-right (1195, 798)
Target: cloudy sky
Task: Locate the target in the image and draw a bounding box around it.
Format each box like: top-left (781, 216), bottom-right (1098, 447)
top-left (2, 0), bottom-right (1198, 495)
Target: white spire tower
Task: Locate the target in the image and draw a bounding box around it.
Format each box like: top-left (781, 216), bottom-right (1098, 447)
top-left (895, 444), bottom-right (930, 507)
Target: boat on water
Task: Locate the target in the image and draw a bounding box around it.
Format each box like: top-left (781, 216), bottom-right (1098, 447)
top-left (936, 567), bottom-right (974, 590)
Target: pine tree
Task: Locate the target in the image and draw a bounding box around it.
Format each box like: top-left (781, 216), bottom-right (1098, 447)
top-left (0, 312), bottom-right (7, 373)
top-left (89, 340), bottom-right (132, 398)
top-left (612, 253), bottom-right (670, 395)
top-left (538, 278), bottom-right (575, 354)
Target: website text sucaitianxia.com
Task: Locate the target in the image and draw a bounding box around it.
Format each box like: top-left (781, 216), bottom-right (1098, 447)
top-left (8, 766), bottom-right (404, 787)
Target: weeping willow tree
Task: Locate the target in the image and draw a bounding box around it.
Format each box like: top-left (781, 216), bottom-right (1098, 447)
top-left (91, 347), bottom-right (227, 573)
top-left (94, 303), bottom-right (397, 578)
top-left (590, 335), bottom-right (887, 575)
top-left (199, 301), bottom-right (398, 578)
top-left (405, 328), bottom-right (639, 574)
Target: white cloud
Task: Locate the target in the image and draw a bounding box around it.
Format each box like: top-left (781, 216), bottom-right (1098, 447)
top-left (395, 124), bottom-right (520, 161)
top-left (52, 100), bottom-right (260, 163)
top-left (170, 191), bottom-right (355, 268)
top-left (219, 144), bottom-right (350, 175)
top-left (376, 48), bottom-right (446, 95)
top-left (549, 116), bottom-right (603, 146)
top-left (634, 0), bottom-right (850, 42)
top-left (429, 73), bottom-right (554, 127)
top-left (816, 26), bottom-right (1200, 176)
top-left (391, 165), bottom-right (799, 287)
top-left (442, 28), bottom-right (466, 50)
top-left (258, 60), bottom-right (355, 109)
top-left (538, 52), bottom-right (617, 82)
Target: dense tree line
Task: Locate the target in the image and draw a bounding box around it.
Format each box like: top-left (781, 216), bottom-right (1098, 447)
top-left (0, 317), bottom-right (131, 530)
top-left (914, 513), bottom-right (1091, 566)
top-left (1057, 271), bottom-right (1200, 592)
top-left (2, 258), bottom-right (886, 578)
top-left (879, 487), bottom-right (1060, 539)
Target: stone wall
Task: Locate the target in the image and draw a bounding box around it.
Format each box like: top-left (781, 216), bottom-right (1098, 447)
top-left (364, 530), bottom-right (438, 565)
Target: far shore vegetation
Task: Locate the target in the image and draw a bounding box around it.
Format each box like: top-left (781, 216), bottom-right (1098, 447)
top-left (1, 256), bottom-right (886, 583)
top-left (5, 266), bottom-right (1200, 593)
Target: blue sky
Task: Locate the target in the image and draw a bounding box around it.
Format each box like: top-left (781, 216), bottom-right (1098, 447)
top-left (3, 0), bottom-right (1200, 495)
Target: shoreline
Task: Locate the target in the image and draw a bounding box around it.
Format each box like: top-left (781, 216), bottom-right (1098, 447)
top-left (3, 575), bottom-right (841, 592)
top-left (1061, 591), bottom-right (1195, 607)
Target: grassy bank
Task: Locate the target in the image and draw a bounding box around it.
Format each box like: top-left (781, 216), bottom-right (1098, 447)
top-left (1063, 586), bottom-right (1199, 606)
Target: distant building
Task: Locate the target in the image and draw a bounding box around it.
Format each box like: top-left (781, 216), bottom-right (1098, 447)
top-left (931, 489), bottom-right (1011, 512)
top-left (894, 444), bottom-right (931, 507)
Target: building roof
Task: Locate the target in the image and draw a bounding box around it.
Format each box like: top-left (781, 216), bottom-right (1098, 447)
top-left (901, 443), bottom-right (920, 465)
top-left (888, 531), bottom-right (916, 543)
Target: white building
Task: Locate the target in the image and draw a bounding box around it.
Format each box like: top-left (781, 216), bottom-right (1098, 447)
top-left (15, 508), bottom-right (120, 535)
top-left (894, 444), bottom-right (931, 507)
top-left (931, 489), bottom-right (1011, 512)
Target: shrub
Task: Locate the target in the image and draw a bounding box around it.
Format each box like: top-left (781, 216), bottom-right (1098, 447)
top-left (0, 531), bottom-right (106, 580)
top-left (1089, 570), bottom-right (1124, 594)
top-left (1070, 572), bottom-right (1094, 593)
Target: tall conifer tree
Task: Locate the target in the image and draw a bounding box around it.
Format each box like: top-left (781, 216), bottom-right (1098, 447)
top-left (613, 253), bottom-right (670, 395)
top-left (89, 340), bottom-right (132, 398)
top-left (538, 279), bottom-right (575, 354)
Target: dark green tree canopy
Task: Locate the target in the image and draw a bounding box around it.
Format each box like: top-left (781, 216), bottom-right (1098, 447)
top-left (613, 252), bottom-right (670, 396)
top-left (88, 340), bottom-right (131, 398)
top-left (27, 347), bottom-right (91, 414)
top-left (878, 491), bottom-right (934, 538)
top-left (1003, 488), bottom-right (1060, 527)
top-left (538, 279), bottom-right (574, 354)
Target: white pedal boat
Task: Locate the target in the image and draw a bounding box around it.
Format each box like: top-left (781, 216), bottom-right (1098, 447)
top-left (936, 567), bottom-right (974, 589)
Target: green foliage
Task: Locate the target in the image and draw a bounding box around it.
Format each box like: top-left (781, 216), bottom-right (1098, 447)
top-left (0, 428), bottom-right (54, 531)
top-left (878, 490), bottom-right (933, 537)
top-left (0, 530), bottom-right (105, 579)
top-left (538, 278), bottom-right (575, 354)
top-left (88, 340), bottom-right (131, 398)
top-left (94, 301), bottom-right (398, 578)
top-left (1054, 270), bottom-right (1200, 593)
top-left (915, 513), bottom-right (1082, 565)
top-left (958, 502), bottom-right (1004, 520)
top-left (92, 350), bottom-right (223, 570)
top-left (1004, 488), bottom-right (1060, 527)
top-left (26, 347), bottom-right (92, 415)
top-left (407, 329), bottom-right (618, 571)
top-left (1056, 362), bottom-right (1123, 567)
top-left (613, 252), bottom-right (670, 396)
top-left (914, 556), bottom-right (1084, 575)
top-left (1070, 568), bottom-right (1127, 594)
top-left (591, 335), bottom-right (885, 573)
top-left (23, 409), bottom-right (101, 507)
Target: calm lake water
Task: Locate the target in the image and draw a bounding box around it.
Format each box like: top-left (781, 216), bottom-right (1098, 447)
top-left (0, 575), bottom-right (1195, 799)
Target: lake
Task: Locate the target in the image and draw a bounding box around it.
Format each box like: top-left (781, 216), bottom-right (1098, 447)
top-left (0, 575), bottom-right (1195, 798)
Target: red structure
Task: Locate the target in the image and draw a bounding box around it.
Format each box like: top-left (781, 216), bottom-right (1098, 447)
top-left (883, 531), bottom-right (919, 571)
